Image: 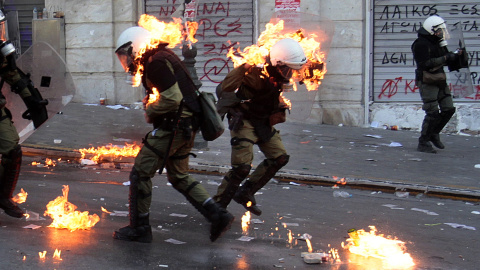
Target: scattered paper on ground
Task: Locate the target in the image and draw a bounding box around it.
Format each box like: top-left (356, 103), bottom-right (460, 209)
top-left (165, 238), bottom-right (186, 244)
top-left (444, 223), bottom-right (476, 230)
top-left (411, 208), bottom-right (439, 216)
top-left (23, 224), bottom-right (42, 229)
top-left (169, 213), bottom-right (188, 217)
top-left (237, 236), bottom-right (254, 242)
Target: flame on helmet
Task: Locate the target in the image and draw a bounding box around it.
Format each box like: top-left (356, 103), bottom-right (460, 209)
top-left (130, 14), bottom-right (199, 86)
top-left (227, 20), bottom-right (327, 91)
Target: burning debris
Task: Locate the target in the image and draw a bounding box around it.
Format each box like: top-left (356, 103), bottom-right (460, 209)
top-left (342, 226), bottom-right (415, 269)
top-left (44, 185), bottom-right (100, 232)
top-left (31, 158), bottom-right (58, 168)
top-left (12, 188), bottom-right (28, 204)
top-left (78, 143), bottom-right (141, 163)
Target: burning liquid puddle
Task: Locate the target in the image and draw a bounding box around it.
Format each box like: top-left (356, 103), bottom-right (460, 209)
top-left (44, 185), bottom-right (100, 231)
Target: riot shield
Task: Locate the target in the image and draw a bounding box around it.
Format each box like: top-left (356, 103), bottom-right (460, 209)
top-left (446, 23), bottom-right (474, 99)
top-left (2, 41), bottom-right (75, 142)
top-left (270, 12), bottom-right (335, 120)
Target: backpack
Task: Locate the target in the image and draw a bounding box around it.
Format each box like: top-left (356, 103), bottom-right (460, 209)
top-left (197, 90), bottom-right (225, 141)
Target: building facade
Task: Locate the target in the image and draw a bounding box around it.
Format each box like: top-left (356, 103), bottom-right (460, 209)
top-left (10, 0), bottom-right (480, 133)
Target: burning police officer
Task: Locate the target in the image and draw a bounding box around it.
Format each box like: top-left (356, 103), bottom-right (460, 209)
top-left (0, 6), bottom-right (48, 218)
top-left (214, 38), bottom-right (307, 216)
top-left (113, 26), bottom-right (234, 243)
top-left (411, 15), bottom-right (464, 153)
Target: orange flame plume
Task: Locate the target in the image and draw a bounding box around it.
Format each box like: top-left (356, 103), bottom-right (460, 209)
top-left (241, 202), bottom-right (252, 233)
top-left (342, 226), bottom-right (415, 269)
top-left (78, 142), bottom-right (141, 163)
top-left (53, 249), bottom-right (62, 260)
top-left (44, 185), bottom-right (100, 232)
top-left (101, 206), bottom-right (112, 214)
top-left (226, 20), bottom-right (327, 91)
top-left (130, 15), bottom-right (198, 86)
top-left (39, 251), bottom-right (47, 260)
top-left (146, 87), bottom-right (161, 107)
top-left (12, 188), bottom-right (28, 204)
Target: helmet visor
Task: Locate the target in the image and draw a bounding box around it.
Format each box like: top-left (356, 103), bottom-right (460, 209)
top-left (115, 42), bottom-right (133, 72)
top-left (434, 25), bottom-right (450, 41)
top-left (276, 65), bottom-right (294, 80)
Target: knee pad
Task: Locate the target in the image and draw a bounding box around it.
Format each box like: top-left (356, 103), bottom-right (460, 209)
top-left (441, 107), bottom-right (455, 118)
top-left (232, 164), bottom-right (251, 180)
top-left (274, 154), bottom-right (289, 167)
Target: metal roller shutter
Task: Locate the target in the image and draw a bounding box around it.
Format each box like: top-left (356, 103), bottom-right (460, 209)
top-left (145, 0), bottom-right (255, 92)
top-left (373, 1), bottom-right (480, 102)
top-left (4, 0), bottom-right (45, 55)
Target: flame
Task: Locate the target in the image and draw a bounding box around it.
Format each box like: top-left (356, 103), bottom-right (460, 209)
top-left (44, 185), bottom-right (100, 232)
top-left (39, 251), bottom-right (47, 260)
top-left (45, 158), bottom-right (56, 167)
top-left (146, 87), bottom-right (161, 107)
top-left (31, 158), bottom-right (57, 167)
top-left (78, 142), bottom-right (141, 163)
top-left (329, 245), bottom-right (341, 263)
top-left (342, 226), bottom-right (415, 269)
top-left (306, 238), bottom-right (313, 253)
top-left (53, 249), bottom-right (62, 260)
top-left (129, 15), bottom-right (198, 86)
top-left (101, 206), bottom-right (112, 214)
top-left (226, 20), bottom-right (327, 91)
top-left (241, 210), bottom-right (251, 233)
top-left (12, 188), bottom-right (28, 204)
top-left (288, 229), bottom-right (293, 244)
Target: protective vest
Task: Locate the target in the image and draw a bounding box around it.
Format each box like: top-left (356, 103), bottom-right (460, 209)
top-left (145, 47), bottom-right (201, 113)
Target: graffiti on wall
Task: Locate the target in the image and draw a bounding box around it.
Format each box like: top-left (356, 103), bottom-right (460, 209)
top-left (147, 0), bottom-right (253, 91)
top-left (374, 2), bottom-right (480, 101)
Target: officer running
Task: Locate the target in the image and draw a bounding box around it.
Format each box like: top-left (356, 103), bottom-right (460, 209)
top-left (113, 26), bottom-right (234, 243)
top-left (214, 38), bottom-right (307, 216)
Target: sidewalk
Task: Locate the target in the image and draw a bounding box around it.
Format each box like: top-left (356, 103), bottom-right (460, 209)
top-left (22, 103), bottom-right (480, 201)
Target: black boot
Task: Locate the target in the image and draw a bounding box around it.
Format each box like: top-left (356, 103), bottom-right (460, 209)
top-left (213, 165), bottom-right (251, 209)
top-left (113, 168), bottom-right (152, 243)
top-left (430, 108), bottom-right (455, 149)
top-left (204, 200), bottom-right (234, 242)
top-left (417, 136), bottom-right (437, 153)
top-left (233, 181), bottom-right (262, 216)
top-left (233, 155), bottom-right (289, 215)
top-left (430, 134), bottom-right (445, 149)
top-left (113, 214), bottom-right (152, 243)
top-left (0, 198), bottom-right (24, 218)
top-left (0, 145), bottom-right (24, 218)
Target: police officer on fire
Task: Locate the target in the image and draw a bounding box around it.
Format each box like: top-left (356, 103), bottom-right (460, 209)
top-left (113, 26), bottom-right (234, 243)
top-left (411, 15), bottom-right (464, 153)
top-left (214, 38), bottom-right (307, 216)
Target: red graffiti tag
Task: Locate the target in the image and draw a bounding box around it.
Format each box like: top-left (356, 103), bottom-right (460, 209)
top-left (378, 77), bottom-right (403, 99)
top-left (200, 58), bottom-right (231, 83)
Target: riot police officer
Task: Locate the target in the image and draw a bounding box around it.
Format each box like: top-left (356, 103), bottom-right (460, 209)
top-left (113, 26), bottom-right (234, 243)
top-left (0, 6), bottom-right (48, 218)
top-left (411, 15), bottom-right (462, 153)
top-left (214, 38), bottom-right (307, 216)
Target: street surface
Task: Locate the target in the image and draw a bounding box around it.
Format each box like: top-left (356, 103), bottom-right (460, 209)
top-left (0, 156), bottom-right (477, 270)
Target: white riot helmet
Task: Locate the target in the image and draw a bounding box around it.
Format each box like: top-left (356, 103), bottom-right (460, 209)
top-left (115, 26), bottom-right (152, 72)
top-left (423, 15), bottom-right (449, 46)
top-left (269, 38), bottom-right (307, 79)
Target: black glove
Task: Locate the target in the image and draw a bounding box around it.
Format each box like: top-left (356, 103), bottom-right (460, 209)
top-left (445, 52), bottom-right (457, 63)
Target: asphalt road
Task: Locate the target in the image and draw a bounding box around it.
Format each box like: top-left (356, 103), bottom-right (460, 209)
top-left (0, 156), bottom-right (477, 270)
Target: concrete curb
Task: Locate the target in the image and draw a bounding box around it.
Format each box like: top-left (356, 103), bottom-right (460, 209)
top-left (22, 145), bottom-right (480, 202)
